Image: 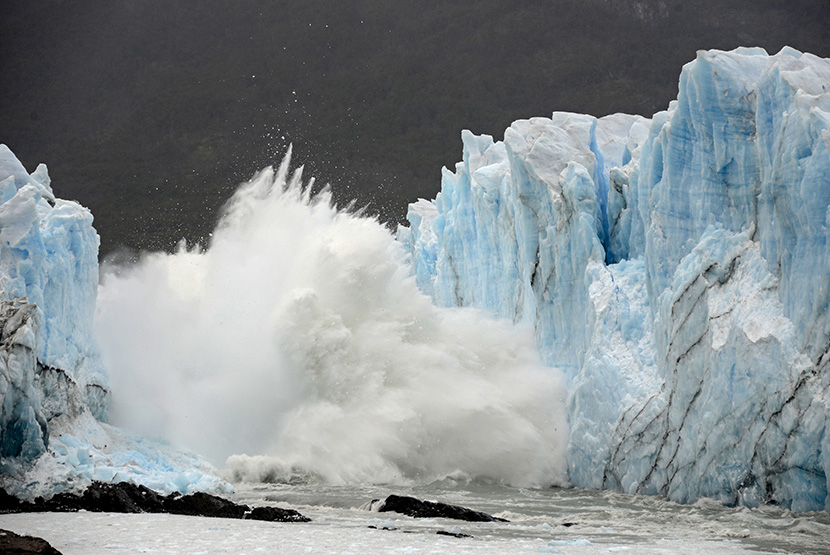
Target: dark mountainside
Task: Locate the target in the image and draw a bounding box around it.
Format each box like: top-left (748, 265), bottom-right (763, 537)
top-left (2, 0), bottom-right (828, 255)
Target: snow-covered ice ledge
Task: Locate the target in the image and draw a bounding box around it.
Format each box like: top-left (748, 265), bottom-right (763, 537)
top-left (399, 47), bottom-right (830, 512)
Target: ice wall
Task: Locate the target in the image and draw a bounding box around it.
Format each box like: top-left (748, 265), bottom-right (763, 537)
top-left (0, 144), bottom-right (107, 470)
top-left (0, 146), bottom-right (226, 498)
top-left (399, 47), bottom-right (830, 512)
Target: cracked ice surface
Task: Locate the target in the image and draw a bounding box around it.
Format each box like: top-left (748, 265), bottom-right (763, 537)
top-left (400, 47), bottom-right (830, 511)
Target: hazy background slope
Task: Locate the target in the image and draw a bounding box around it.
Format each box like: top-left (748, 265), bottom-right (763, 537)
top-left (2, 0), bottom-right (828, 255)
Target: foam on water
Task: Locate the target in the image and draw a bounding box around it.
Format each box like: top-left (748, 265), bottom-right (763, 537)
top-left (95, 150), bottom-right (568, 487)
top-left (9, 482), bottom-right (828, 554)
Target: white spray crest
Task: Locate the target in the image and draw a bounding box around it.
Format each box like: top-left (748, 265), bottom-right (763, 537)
top-left (97, 150), bottom-right (569, 487)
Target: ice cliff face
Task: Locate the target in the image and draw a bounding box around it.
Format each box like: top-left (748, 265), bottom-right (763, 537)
top-left (399, 47), bottom-right (830, 512)
top-left (0, 145), bottom-right (107, 471)
top-left (0, 146), bottom-right (226, 498)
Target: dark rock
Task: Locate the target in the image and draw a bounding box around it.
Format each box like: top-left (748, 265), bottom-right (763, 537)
top-left (0, 481), bottom-right (309, 522)
top-left (163, 492), bottom-right (249, 519)
top-left (40, 482), bottom-right (165, 514)
top-left (376, 494), bottom-right (508, 522)
top-left (38, 491), bottom-right (84, 512)
top-left (0, 529), bottom-right (62, 554)
top-left (246, 505), bottom-right (311, 523)
top-left (83, 482), bottom-right (165, 513)
top-left (436, 530), bottom-right (473, 539)
top-left (0, 488), bottom-right (23, 513)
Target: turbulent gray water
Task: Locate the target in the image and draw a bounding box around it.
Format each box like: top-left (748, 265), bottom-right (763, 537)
top-left (231, 482), bottom-right (830, 554)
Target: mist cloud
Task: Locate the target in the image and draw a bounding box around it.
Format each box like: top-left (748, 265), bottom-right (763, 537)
top-left (96, 151), bottom-right (569, 487)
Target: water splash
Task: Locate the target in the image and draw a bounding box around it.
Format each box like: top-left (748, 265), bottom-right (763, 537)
top-left (96, 150), bottom-right (568, 487)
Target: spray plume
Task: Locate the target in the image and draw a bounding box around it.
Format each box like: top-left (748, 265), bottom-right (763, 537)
top-left (96, 150), bottom-right (568, 487)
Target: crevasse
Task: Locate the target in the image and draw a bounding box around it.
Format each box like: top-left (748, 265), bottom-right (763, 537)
top-left (398, 47), bottom-right (830, 512)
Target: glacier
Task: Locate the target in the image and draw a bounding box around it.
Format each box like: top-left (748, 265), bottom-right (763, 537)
top-left (399, 47), bottom-right (830, 512)
top-left (2, 45), bottom-right (830, 514)
top-left (0, 145), bottom-right (228, 499)
top-left (0, 144), bottom-right (106, 467)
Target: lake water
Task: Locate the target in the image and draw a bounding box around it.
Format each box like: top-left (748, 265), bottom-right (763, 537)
top-left (230, 481), bottom-right (830, 554)
top-left (2, 482), bottom-right (828, 554)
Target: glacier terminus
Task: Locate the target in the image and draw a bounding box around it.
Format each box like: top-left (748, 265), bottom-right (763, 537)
top-left (400, 47), bottom-right (830, 512)
top-left (0, 145), bottom-right (227, 499)
top-left (1, 46), bottom-right (829, 515)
